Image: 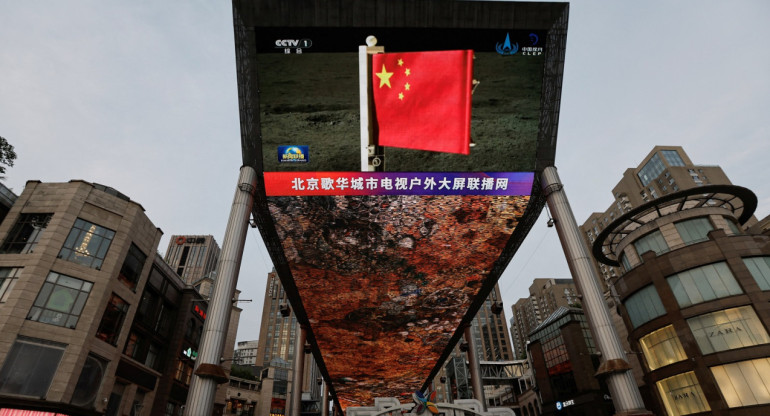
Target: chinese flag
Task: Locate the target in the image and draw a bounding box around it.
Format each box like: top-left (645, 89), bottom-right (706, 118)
top-left (371, 50), bottom-right (473, 155)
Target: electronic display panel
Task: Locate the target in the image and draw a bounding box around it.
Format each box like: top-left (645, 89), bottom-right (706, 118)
top-left (234, 1), bottom-right (568, 411)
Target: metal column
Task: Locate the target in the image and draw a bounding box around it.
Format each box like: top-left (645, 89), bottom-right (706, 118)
top-left (463, 325), bottom-right (486, 411)
top-left (184, 165), bottom-right (257, 415)
top-left (321, 380), bottom-right (329, 416)
top-left (289, 326), bottom-right (308, 416)
top-left (541, 166), bottom-right (652, 416)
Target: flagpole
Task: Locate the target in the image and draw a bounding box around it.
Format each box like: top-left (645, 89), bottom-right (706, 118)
top-left (359, 36), bottom-right (384, 172)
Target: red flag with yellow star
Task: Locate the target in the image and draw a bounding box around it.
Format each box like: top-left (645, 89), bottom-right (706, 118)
top-left (371, 50), bottom-right (474, 155)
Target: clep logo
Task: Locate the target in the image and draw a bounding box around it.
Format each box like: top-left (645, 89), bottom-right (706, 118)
top-left (496, 33), bottom-right (519, 56)
top-left (275, 39), bottom-right (313, 48)
top-left (278, 145), bottom-right (309, 163)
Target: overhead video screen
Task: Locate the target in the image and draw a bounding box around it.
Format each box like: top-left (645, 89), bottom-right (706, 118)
top-left (236, 1), bottom-right (567, 410)
top-left (256, 26), bottom-right (541, 409)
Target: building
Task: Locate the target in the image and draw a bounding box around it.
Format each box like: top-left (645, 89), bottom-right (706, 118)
top-left (527, 307), bottom-right (613, 416)
top-left (435, 283), bottom-right (518, 406)
top-left (163, 234), bottom-right (220, 287)
top-left (588, 147), bottom-right (770, 415)
top-left (234, 340), bottom-right (259, 366)
top-left (0, 182), bottom-right (17, 224)
top-left (255, 269), bottom-right (322, 416)
top-left (580, 146), bottom-right (740, 295)
top-left (509, 278), bottom-right (578, 359)
top-left (0, 180), bottom-right (163, 415)
top-left (145, 254), bottom-right (207, 416)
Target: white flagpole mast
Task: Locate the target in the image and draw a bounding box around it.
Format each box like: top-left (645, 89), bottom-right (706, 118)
top-left (359, 36), bottom-right (384, 172)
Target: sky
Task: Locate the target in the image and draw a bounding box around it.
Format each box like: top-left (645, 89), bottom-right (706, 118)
top-left (1, 1), bottom-right (768, 345)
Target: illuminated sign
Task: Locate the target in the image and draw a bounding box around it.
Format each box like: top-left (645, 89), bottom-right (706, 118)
top-left (239, 0), bottom-right (567, 410)
top-left (193, 304), bottom-right (207, 320)
top-left (183, 347), bottom-right (198, 360)
top-left (556, 399), bottom-right (575, 410)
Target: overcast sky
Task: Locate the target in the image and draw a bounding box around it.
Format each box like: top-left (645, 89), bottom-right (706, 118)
top-left (1, 1), bottom-right (768, 344)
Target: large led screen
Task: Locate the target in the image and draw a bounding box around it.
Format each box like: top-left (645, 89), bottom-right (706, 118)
top-left (235, 1), bottom-right (568, 411)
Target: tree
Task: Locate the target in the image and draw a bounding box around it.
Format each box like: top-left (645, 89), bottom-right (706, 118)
top-left (0, 136), bottom-right (16, 175)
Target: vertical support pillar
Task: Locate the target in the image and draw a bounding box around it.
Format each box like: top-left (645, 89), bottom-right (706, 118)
top-left (321, 380), bottom-right (329, 416)
top-left (463, 325), bottom-right (486, 411)
top-left (289, 326), bottom-right (308, 416)
top-left (541, 166), bottom-right (652, 416)
top-left (185, 165), bottom-right (257, 415)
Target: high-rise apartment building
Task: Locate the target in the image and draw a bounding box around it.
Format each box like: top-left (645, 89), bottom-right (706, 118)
top-left (256, 269), bottom-right (322, 416)
top-left (435, 283), bottom-right (516, 405)
top-left (509, 278), bottom-right (578, 359)
top-left (584, 146), bottom-right (770, 415)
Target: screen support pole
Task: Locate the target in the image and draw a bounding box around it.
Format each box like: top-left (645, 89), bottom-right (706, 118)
top-left (463, 325), bottom-right (486, 411)
top-left (321, 379), bottom-right (330, 416)
top-left (542, 166), bottom-right (653, 416)
top-left (184, 165), bottom-right (257, 415)
top-left (289, 326), bottom-right (308, 416)
top-left (359, 38), bottom-right (384, 172)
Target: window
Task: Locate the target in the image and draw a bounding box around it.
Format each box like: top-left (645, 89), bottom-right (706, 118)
top-left (633, 230), bottom-right (668, 258)
top-left (688, 306), bottom-right (769, 354)
top-left (667, 262), bottom-right (742, 308)
top-left (639, 325), bottom-right (687, 370)
top-left (27, 271), bottom-right (92, 328)
top-left (59, 218), bottom-right (115, 269)
top-left (1, 213), bottom-right (52, 254)
top-left (0, 337), bottom-right (66, 397)
top-left (675, 217), bottom-right (713, 245)
top-left (711, 358), bottom-right (770, 408)
top-left (638, 153), bottom-right (665, 186)
top-left (619, 252), bottom-right (631, 272)
top-left (71, 354), bottom-right (108, 407)
top-left (118, 243), bottom-right (147, 291)
top-left (656, 372), bottom-right (710, 416)
top-left (624, 285), bottom-right (666, 328)
top-left (725, 219), bottom-right (741, 235)
top-left (96, 294), bottom-right (130, 345)
top-left (0, 267), bottom-right (22, 302)
top-left (744, 257), bottom-right (770, 291)
top-left (661, 150), bottom-right (685, 167)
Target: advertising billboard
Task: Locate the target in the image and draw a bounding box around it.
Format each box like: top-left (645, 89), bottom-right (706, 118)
top-left (234, 0), bottom-right (568, 411)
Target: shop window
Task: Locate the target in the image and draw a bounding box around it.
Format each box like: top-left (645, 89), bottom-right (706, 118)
top-left (744, 257), bottom-right (770, 291)
top-left (633, 230), bottom-right (668, 258)
top-left (118, 243), bottom-right (147, 291)
top-left (96, 294), bottom-right (130, 345)
top-left (27, 271), bottom-right (92, 328)
top-left (667, 262), bottom-right (742, 308)
top-left (624, 285), bottom-right (666, 328)
top-left (0, 337), bottom-right (66, 397)
top-left (0, 267), bottom-right (22, 302)
top-left (674, 217), bottom-right (713, 245)
top-left (59, 218), bottom-right (115, 269)
top-left (0, 213), bottom-right (52, 254)
top-left (71, 354), bottom-right (108, 407)
top-left (687, 306), bottom-right (769, 355)
top-left (711, 358), bottom-right (770, 408)
top-left (656, 372), bottom-right (710, 416)
top-left (639, 325), bottom-right (687, 370)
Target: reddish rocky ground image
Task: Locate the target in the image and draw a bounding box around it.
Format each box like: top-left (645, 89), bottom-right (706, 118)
top-left (268, 194), bottom-right (529, 409)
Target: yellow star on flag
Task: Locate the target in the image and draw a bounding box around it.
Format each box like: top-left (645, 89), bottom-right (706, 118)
top-left (376, 64), bottom-right (394, 88)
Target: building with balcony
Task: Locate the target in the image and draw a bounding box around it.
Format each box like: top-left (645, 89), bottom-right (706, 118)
top-left (593, 178), bottom-right (770, 414)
